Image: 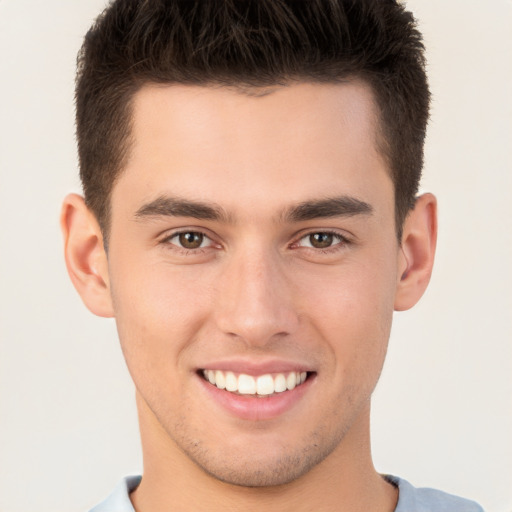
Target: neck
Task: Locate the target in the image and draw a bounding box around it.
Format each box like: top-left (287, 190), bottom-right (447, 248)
top-left (130, 394), bottom-right (397, 512)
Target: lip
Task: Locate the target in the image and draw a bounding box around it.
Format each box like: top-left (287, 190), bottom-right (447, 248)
top-left (199, 358), bottom-right (313, 376)
top-left (196, 361), bottom-right (315, 421)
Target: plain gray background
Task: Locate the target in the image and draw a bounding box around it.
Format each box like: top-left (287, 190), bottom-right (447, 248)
top-left (0, 1), bottom-right (511, 511)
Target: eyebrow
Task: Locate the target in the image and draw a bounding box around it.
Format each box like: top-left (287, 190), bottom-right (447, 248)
top-left (134, 196), bottom-right (231, 222)
top-left (134, 195), bottom-right (373, 223)
top-left (281, 196), bottom-right (373, 223)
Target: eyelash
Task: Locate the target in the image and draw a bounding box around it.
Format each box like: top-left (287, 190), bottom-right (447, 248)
top-left (292, 230), bottom-right (351, 253)
top-left (160, 230), bottom-right (216, 255)
top-left (159, 229), bottom-right (351, 255)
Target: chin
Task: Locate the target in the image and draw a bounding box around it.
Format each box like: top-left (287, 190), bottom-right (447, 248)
top-left (179, 431), bottom-right (341, 488)
top-left (196, 455), bottom-right (319, 488)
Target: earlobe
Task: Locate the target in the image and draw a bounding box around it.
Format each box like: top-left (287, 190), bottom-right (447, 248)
top-left (394, 193), bottom-right (437, 311)
top-left (60, 193), bottom-right (114, 318)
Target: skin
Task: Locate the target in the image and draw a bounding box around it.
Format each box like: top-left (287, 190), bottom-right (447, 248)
top-left (62, 81), bottom-right (437, 512)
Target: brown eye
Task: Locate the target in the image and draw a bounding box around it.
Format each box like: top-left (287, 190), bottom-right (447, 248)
top-left (178, 232), bottom-right (204, 249)
top-left (309, 232), bottom-right (334, 248)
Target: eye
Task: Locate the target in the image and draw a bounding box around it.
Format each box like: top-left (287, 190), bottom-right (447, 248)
top-left (164, 231), bottom-right (213, 250)
top-left (296, 231), bottom-right (348, 250)
top-left (177, 232), bottom-right (205, 249)
top-left (306, 232), bottom-right (334, 249)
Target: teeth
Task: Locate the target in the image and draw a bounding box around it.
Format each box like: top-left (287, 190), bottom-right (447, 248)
top-left (238, 374), bottom-right (256, 394)
top-left (286, 372), bottom-right (296, 390)
top-left (256, 374), bottom-right (274, 395)
top-left (225, 371), bottom-right (237, 392)
top-left (202, 370), bottom-right (309, 396)
top-left (274, 373), bottom-right (287, 393)
top-left (215, 370), bottom-right (226, 390)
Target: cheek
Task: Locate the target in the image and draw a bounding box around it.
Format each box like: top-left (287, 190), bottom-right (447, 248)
top-left (108, 255), bottom-right (214, 377)
top-left (297, 254), bottom-right (397, 375)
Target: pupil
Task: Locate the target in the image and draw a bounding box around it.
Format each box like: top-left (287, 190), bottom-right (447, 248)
top-left (179, 232), bottom-right (203, 249)
top-left (310, 233), bottom-right (333, 248)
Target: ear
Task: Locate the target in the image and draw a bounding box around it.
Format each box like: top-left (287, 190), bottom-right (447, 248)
top-left (394, 193), bottom-right (437, 311)
top-left (60, 193), bottom-right (114, 317)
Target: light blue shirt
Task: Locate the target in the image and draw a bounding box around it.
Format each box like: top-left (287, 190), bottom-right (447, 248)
top-left (89, 474), bottom-right (484, 512)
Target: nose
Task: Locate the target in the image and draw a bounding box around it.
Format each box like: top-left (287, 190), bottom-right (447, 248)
top-left (214, 248), bottom-right (299, 347)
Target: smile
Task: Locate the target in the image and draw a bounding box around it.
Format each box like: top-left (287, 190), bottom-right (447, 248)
top-left (202, 370), bottom-right (308, 396)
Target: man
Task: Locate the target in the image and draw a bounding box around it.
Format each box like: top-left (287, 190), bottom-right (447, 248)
top-left (60, 1), bottom-right (483, 510)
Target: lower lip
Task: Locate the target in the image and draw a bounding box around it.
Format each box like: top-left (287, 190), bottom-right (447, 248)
top-left (198, 374), bottom-right (314, 421)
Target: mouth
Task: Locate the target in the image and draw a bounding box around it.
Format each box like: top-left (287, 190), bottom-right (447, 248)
top-left (200, 369), bottom-right (311, 397)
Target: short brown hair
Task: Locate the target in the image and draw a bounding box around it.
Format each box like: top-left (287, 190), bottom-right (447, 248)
top-left (76, 0), bottom-right (430, 243)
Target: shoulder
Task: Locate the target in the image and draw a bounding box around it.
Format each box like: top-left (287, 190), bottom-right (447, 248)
top-left (88, 475), bottom-right (141, 512)
top-left (88, 474), bottom-right (485, 512)
top-left (387, 475), bottom-right (485, 512)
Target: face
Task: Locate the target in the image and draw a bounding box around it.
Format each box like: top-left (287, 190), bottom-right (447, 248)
top-left (107, 81), bottom-right (401, 486)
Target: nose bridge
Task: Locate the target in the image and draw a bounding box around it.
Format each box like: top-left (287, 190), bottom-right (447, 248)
top-left (214, 244), bottom-right (298, 345)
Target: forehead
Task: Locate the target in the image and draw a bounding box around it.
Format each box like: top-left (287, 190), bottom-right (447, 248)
top-left (112, 81), bottom-right (392, 222)
top-left (129, 80), bottom-right (381, 159)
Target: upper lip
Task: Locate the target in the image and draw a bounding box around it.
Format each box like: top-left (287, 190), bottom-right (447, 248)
top-left (198, 358), bottom-right (314, 376)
